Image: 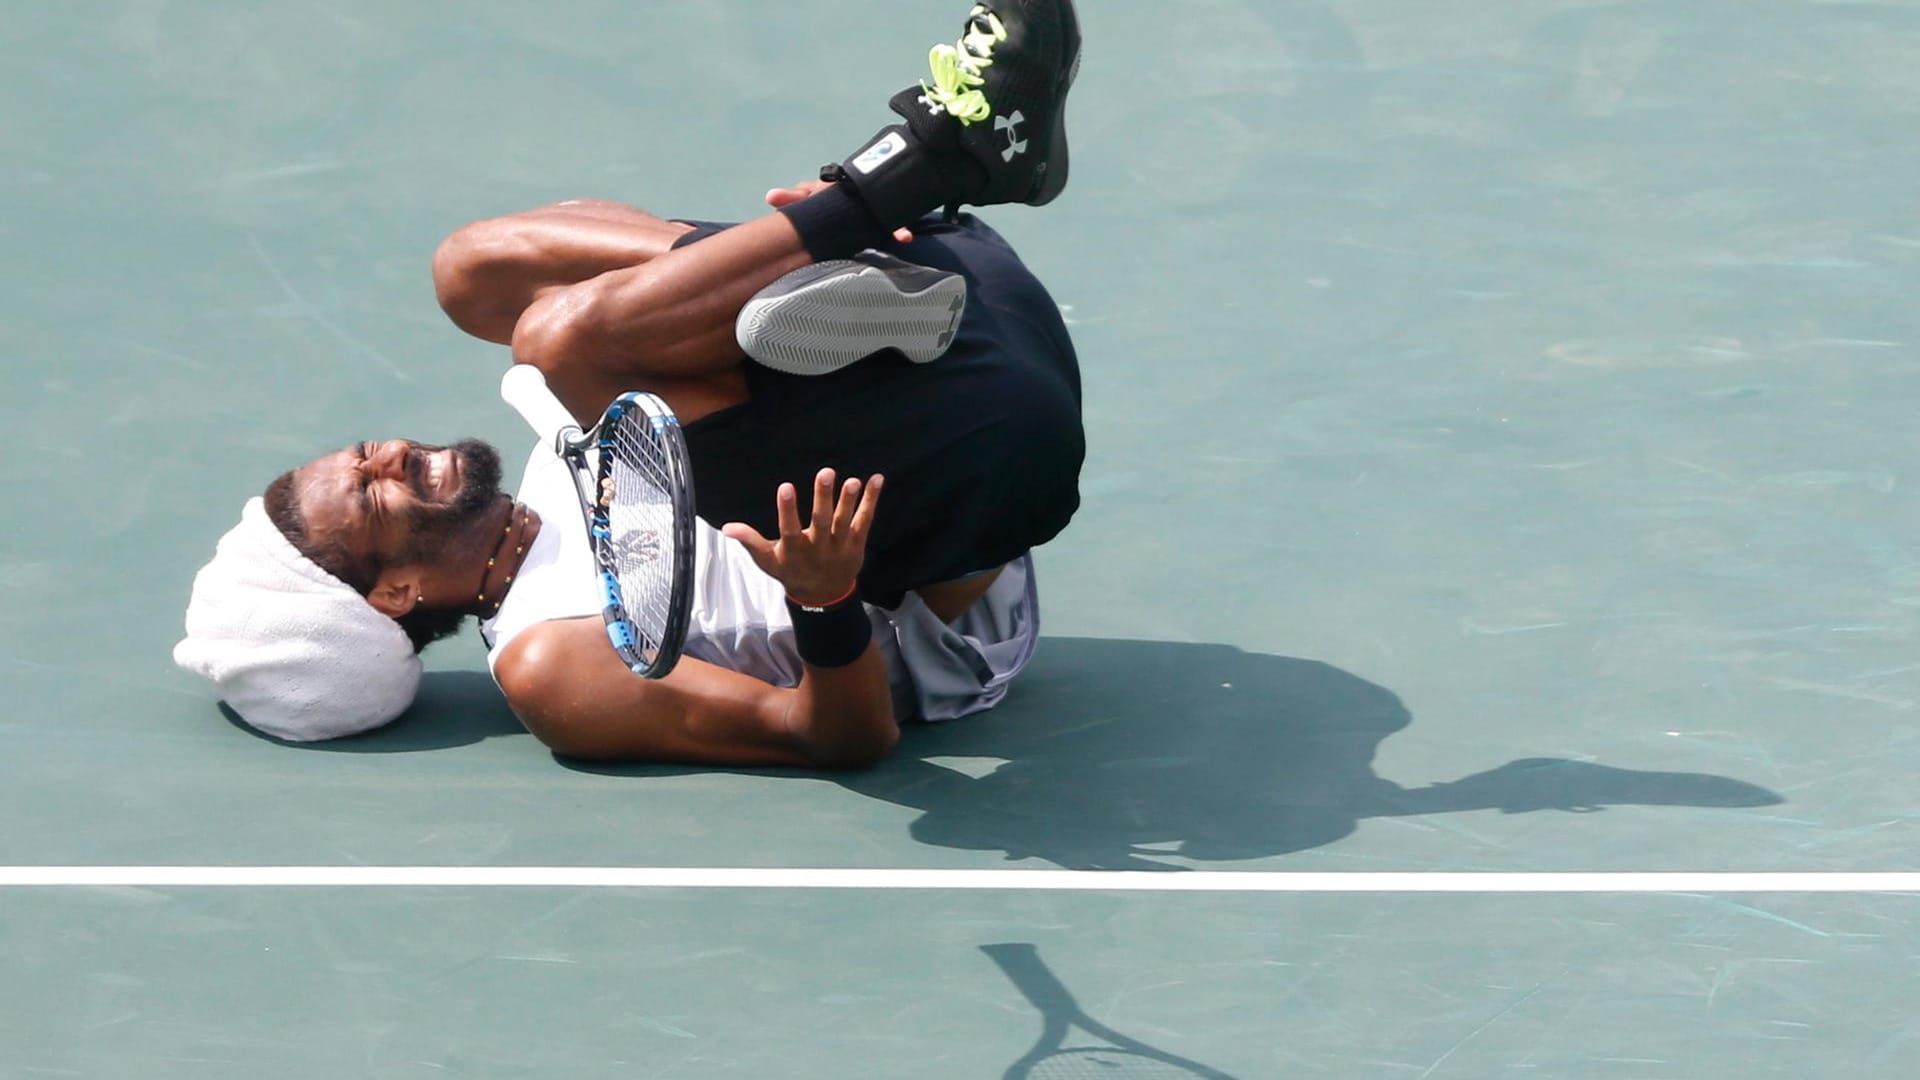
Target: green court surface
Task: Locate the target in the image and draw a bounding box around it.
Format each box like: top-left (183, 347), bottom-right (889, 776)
top-left (5, 1), bottom-right (1920, 1076)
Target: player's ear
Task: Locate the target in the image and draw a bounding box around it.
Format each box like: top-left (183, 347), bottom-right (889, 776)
top-left (365, 568), bottom-right (423, 619)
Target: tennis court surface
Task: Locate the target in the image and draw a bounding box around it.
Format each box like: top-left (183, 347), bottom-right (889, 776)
top-left (5, 1), bottom-right (1919, 1075)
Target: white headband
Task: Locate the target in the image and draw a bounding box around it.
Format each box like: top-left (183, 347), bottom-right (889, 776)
top-left (174, 497), bottom-right (421, 741)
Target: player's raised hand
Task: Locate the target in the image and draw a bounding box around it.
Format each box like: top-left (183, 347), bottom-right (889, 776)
top-left (721, 468), bottom-right (883, 605)
top-left (765, 182), bottom-right (915, 244)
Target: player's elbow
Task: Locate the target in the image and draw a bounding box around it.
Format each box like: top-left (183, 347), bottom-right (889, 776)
top-left (516, 707), bottom-right (620, 761)
top-left (496, 675), bottom-right (602, 761)
top-left (784, 703), bottom-right (901, 770)
top-left (829, 723), bottom-right (901, 770)
top-left (804, 729), bottom-right (899, 771)
top-left (493, 637), bottom-right (626, 761)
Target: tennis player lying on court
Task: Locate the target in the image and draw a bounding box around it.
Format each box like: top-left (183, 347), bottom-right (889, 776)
top-left (175, 0), bottom-right (1084, 769)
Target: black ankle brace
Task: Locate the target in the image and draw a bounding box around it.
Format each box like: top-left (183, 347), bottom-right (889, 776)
top-left (775, 182), bottom-right (894, 262)
top-left (830, 108), bottom-right (987, 231)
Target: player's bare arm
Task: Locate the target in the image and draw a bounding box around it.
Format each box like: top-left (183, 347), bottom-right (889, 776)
top-left (493, 626), bottom-right (896, 768)
top-left (493, 468), bottom-right (896, 768)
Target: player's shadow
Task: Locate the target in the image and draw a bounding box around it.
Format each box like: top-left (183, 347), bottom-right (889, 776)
top-left (221, 670), bottom-right (525, 752)
top-left (834, 637), bottom-right (1782, 870)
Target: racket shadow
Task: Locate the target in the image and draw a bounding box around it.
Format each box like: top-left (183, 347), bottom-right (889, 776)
top-left (984, 941), bottom-right (1242, 1080)
top-left (840, 637), bottom-right (1783, 870)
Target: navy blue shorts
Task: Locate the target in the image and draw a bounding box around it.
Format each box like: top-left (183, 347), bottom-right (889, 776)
top-left (675, 215), bottom-right (1084, 608)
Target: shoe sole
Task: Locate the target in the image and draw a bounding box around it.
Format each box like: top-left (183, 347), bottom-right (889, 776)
top-left (736, 255), bottom-right (969, 376)
top-left (1027, 0), bottom-right (1080, 207)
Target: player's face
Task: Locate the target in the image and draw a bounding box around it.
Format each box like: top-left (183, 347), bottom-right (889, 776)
top-left (294, 438), bottom-right (506, 570)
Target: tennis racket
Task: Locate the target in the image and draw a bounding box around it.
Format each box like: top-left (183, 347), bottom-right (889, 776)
top-left (499, 365), bottom-right (696, 678)
top-left (982, 943), bottom-right (1241, 1080)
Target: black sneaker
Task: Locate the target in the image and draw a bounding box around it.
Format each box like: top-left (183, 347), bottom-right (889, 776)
top-left (899, 0), bottom-right (1082, 209)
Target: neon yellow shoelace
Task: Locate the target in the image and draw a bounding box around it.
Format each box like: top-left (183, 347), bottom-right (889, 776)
top-left (920, 7), bottom-right (1008, 125)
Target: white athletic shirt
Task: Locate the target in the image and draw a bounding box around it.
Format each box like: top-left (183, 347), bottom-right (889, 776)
top-left (479, 441), bottom-right (1041, 721)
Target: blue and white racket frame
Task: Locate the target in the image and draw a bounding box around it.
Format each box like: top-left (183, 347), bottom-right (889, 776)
top-left (500, 365), bottom-right (697, 679)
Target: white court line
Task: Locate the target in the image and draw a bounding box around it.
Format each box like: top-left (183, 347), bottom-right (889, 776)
top-left (2, 868), bottom-right (1919, 892)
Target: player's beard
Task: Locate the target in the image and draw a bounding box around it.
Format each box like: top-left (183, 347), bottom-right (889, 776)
top-left (387, 438), bottom-right (506, 652)
top-left (394, 438), bottom-right (505, 565)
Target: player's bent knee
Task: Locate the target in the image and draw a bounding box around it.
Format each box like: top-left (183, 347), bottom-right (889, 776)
top-left (433, 221), bottom-right (530, 335)
top-left (431, 230), bottom-right (493, 334)
top-left (431, 220), bottom-right (499, 291)
top-left (507, 293), bottom-right (579, 371)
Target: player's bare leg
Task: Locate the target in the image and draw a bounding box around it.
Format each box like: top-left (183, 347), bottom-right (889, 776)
top-left (505, 212), bottom-right (819, 420)
top-left (433, 200), bottom-right (699, 346)
top-left (435, 0), bottom-right (1081, 419)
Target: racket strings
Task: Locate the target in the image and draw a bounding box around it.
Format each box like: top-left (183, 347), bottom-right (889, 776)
top-left (602, 413), bottom-right (682, 659)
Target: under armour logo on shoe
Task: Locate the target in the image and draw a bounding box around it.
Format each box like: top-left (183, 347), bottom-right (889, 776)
top-left (938, 294), bottom-right (964, 348)
top-left (995, 110), bottom-right (1027, 161)
top-left (918, 93), bottom-right (944, 117)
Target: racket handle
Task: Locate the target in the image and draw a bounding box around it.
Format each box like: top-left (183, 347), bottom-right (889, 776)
top-left (981, 943), bottom-right (1075, 1004)
top-left (500, 364), bottom-right (581, 446)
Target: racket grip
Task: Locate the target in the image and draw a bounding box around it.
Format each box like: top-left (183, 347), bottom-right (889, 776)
top-left (500, 364), bottom-right (581, 445)
top-left (981, 943), bottom-right (1074, 1002)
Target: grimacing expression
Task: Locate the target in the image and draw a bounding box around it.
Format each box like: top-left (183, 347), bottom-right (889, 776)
top-left (297, 438), bottom-right (505, 572)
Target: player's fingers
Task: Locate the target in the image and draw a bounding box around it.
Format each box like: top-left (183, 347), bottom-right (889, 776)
top-left (848, 473), bottom-right (884, 539)
top-left (775, 481), bottom-right (802, 540)
top-left (809, 468), bottom-right (836, 534)
top-left (830, 476), bottom-right (864, 535)
top-left (893, 226), bottom-right (915, 243)
top-left (766, 180), bottom-right (831, 207)
top-left (720, 522), bottom-right (775, 563)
